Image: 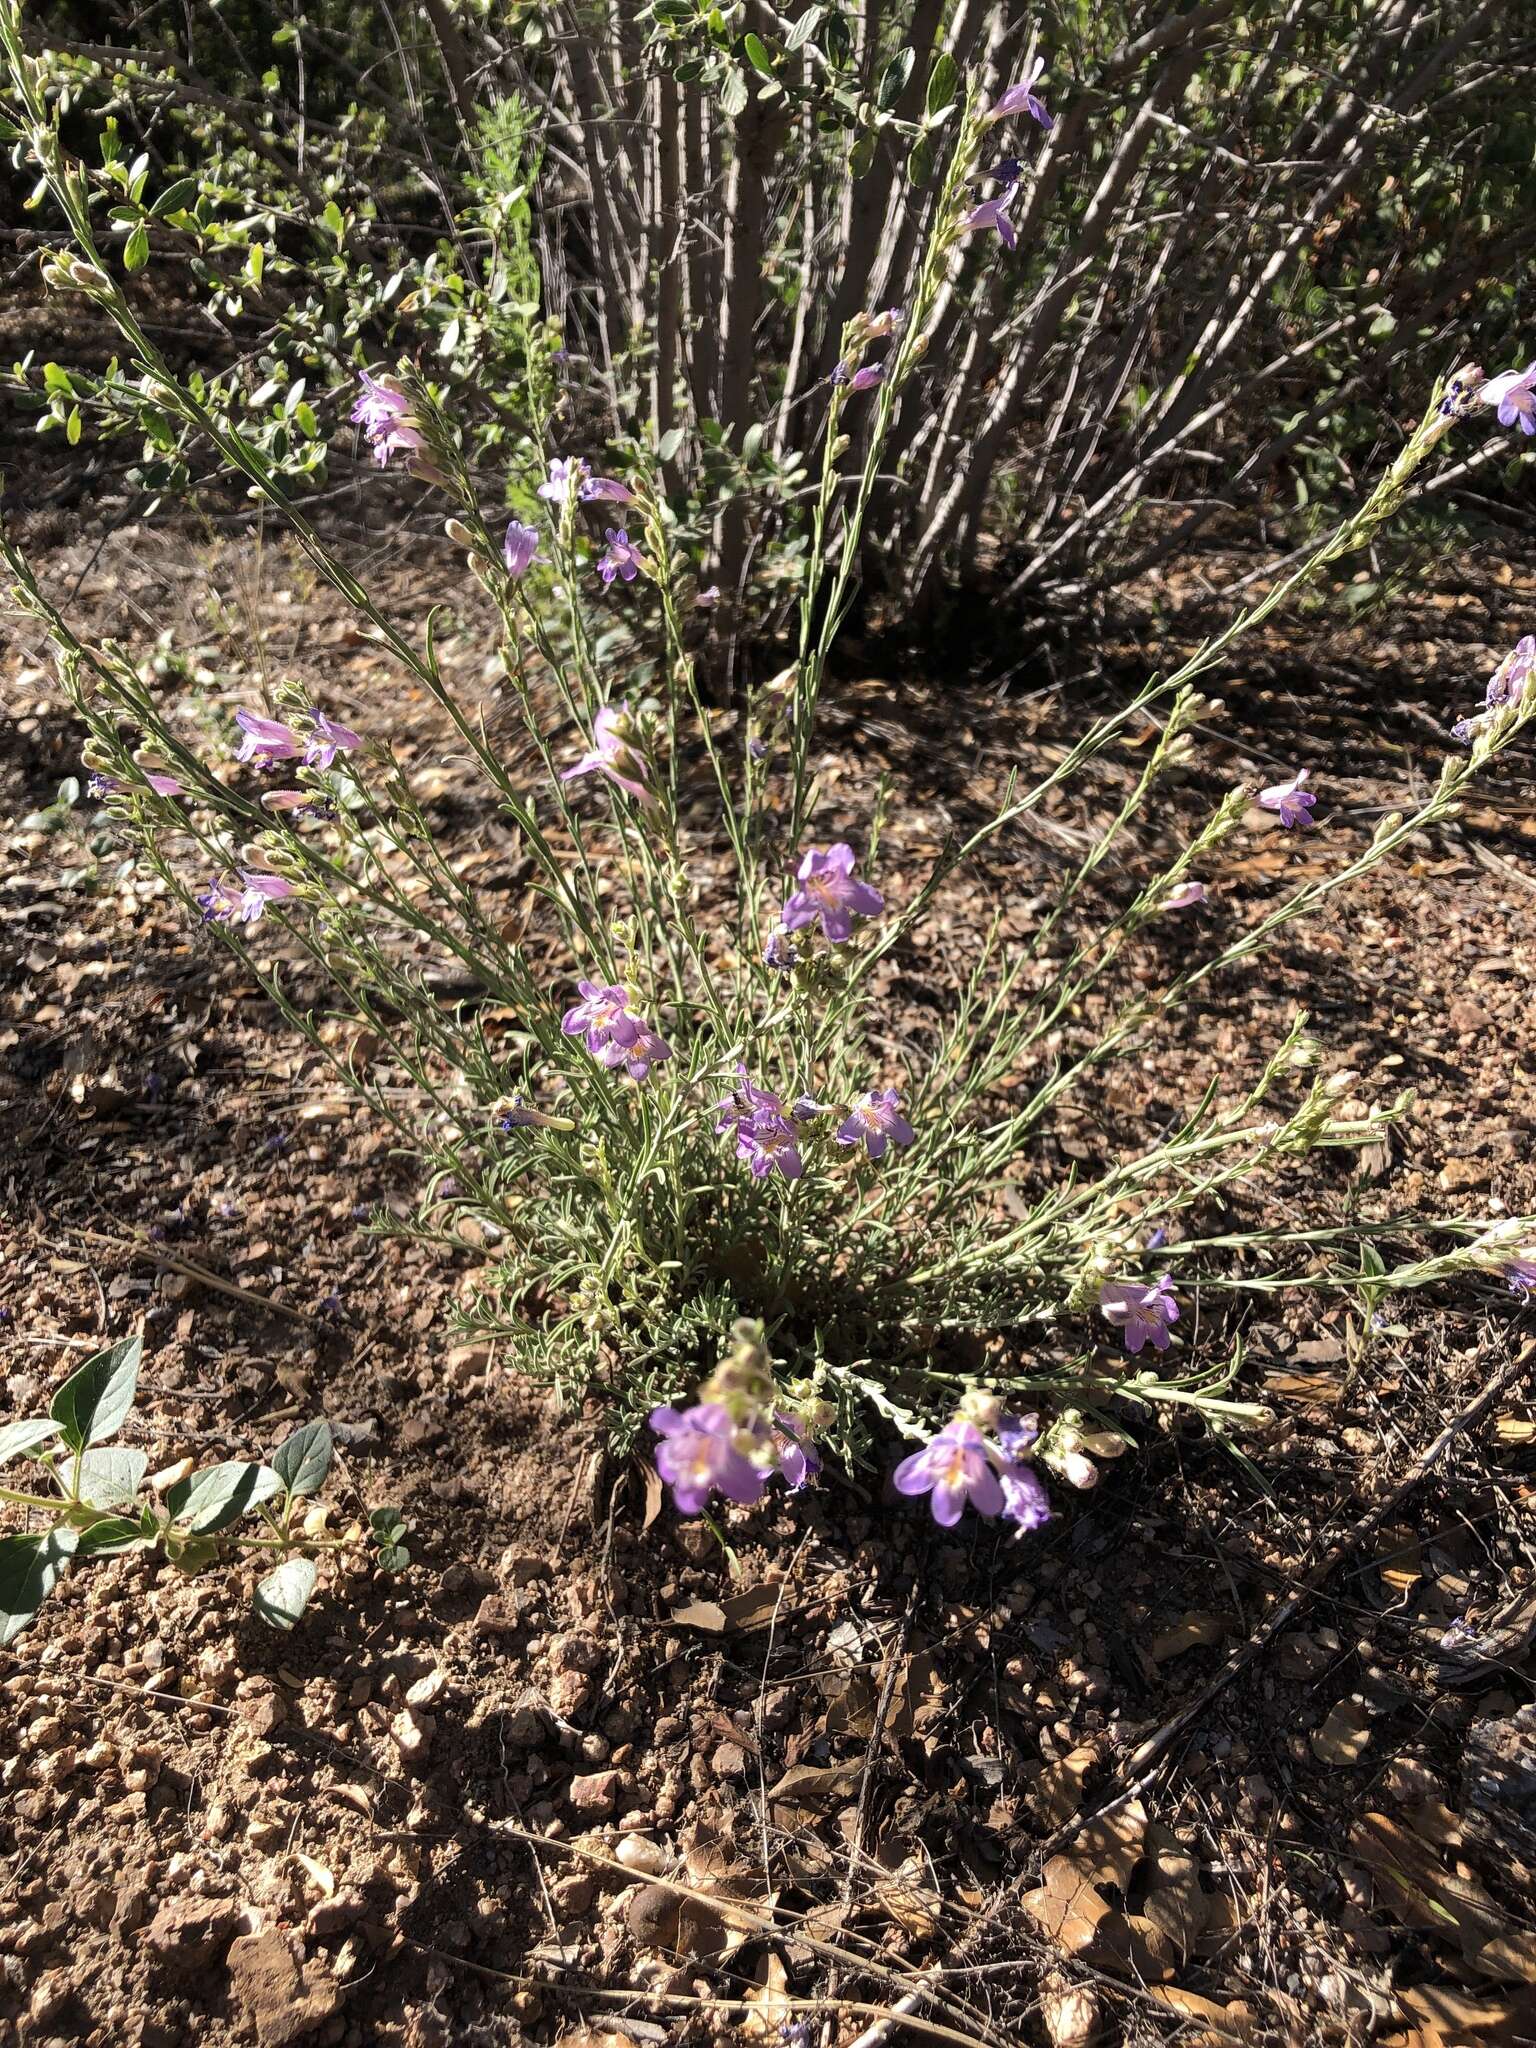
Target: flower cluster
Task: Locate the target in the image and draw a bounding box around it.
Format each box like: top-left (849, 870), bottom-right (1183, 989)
top-left (351, 371), bottom-right (428, 470)
top-left (649, 1321), bottom-right (824, 1515)
top-left (1453, 635), bottom-right (1534, 744)
top-left (234, 707), bottom-right (361, 772)
top-left (561, 979), bottom-right (672, 1081)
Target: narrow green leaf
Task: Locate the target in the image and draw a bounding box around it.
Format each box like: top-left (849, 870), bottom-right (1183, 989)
top-left (271, 1420), bottom-right (333, 1500)
top-left (50, 1336), bottom-right (141, 1452)
top-left (0, 1529), bottom-right (78, 1646)
top-left (0, 1418), bottom-right (60, 1468)
top-left (743, 31), bottom-right (774, 74)
top-left (167, 1461), bottom-right (283, 1535)
top-left (253, 1555), bottom-right (317, 1629)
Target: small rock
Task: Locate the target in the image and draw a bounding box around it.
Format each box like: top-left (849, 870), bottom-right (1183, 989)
top-left (143, 1895), bottom-right (239, 1976)
top-left (551, 1873), bottom-right (594, 1914)
top-left (227, 1929), bottom-right (342, 2048)
top-left (615, 1835), bottom-right (668, 1876)
top-left (549, 1670), bottom-right (593, 1718)
top-left (712, 1741), bottom-right (749, 1780)
top-left (305, 1889), bottom-right (368, 1938)
top-left (390, 1707), bottom-right (434, 1764)
top-left (404, 1669), bottom-right (446, 1710)
top-left (500, 1552), bottom-right (551, 1588)
top-left (549, 1634), bottom-right (603, 1675)
top-left (567, 1769), bottom-right (621, 1816)
top-left (472, 1594), bottom-right (524, 1638)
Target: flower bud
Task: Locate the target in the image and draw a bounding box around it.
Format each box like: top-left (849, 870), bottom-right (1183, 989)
top-left (959, 1388), bottom-right (1004, 1429)
top-left (830, 435), bottom-right (851, 460)
top-left (444, 517), bottom-right (475, 547)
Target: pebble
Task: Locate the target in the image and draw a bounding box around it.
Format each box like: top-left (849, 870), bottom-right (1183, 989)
top-left (567, 1769), bottom-right (621, 1817)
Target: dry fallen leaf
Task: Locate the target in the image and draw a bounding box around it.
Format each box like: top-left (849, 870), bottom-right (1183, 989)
top-left (1151, 1613), bottom-right (1229, 1663)
top-left (1031, 1743), bottom-right (1098, 1827)
top-left (1311, 1698), bottom-right (1372, 1766)
top-left (740, 1952), bottom-right (792, 2040)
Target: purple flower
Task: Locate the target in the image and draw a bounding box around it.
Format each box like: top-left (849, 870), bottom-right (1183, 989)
top-left (836, 1089), bottom-right (914, 1162)
top-left (303, 711), bottom-right (361, 769)
top-left (234, 709), bottom-right (302, 766)
top-left (1099, 1274), bottom-right (1180, 1355)
top-left (597, 1020), bottom-right (672, 1082)
top-left (892, 1421), bottom-right (1004, 1528)
top-left (848, 364), bottom-right (883, 393)
top-left (581, 474), bottom-right (633, 504)
top-left (199, 871), bottom-right (297, 927)
top-left (997, 1412), bottom-right (1040, 1460)
top-left (649, 1402), bottom-right (767, 1515)
top-left (717, 1070), bottom-right (804, 1181)
top-left (1257, 768), bottom-right (1316, 829)
top-left (538, 456), bottom-right (591, 502)
top-left (999, 1463), bottom-right (1052, 1534)
top-left (351, 371), bottom-right (427, 468)
top-left (780, 843), bottom-right (884, 943)
top-left (503, 520), bottom-right (542, 578)
top-left (764, 927), bottom-right (798, 973)
top-left (560, 703), bottom-right (654, 807)
top-left (1481, 362), bottom-right (1536, 436)
top-left (773, 1413), bottom-right (821, 1490)
top-left (988, 56), bottom-right (1052, 128)
top-left (261, 788), bottom-right (334, 819)
top-left (961, 191), bottom-right (1018, 251)
top-left (695, 584), bottom-right (721, 610)
top-left (597, 527), bottom-right (643, 587)
top-left (1505, 1257), bottom-right (1536, 1300)
top-left (1486, 635), bottom-right (1536, 709)
top-left (1163, 880), bottom-right (1207, 909)
top-left (561, 978), bottom-right (642, 1055)
top-left (91, 769), bottom-right (183, 798)
top-left (864, 307), bottom-right (905, 340)
top-left (497, 1095), bottom-right (572, 1131)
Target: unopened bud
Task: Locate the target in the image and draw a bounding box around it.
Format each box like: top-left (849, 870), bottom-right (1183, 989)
top-left (1371, 810), bottom-right (1405, 845)
top-left (444, 517), bottom-right (475, 546)
top-left (829, 434), bottom-right (851, 460)
top-left (959, 1389), bottom-right (1004, 1429)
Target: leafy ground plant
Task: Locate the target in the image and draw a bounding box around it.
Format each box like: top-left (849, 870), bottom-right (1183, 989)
top-left (3, 14), bottom-right (1536, 1555)
top-left (0, 1336), bottom-right (407, 1642)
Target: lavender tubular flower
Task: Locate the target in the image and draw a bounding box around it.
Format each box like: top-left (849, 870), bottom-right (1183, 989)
top-left (560, 703), bottom-right (655, 807)
top-left (649, 1402), bottom-right (767, 1515)
top-left (988, 55), bottom-right (1052, 128)
top-left (234, 709), bottom-right (302, 766)
top-left (1162, 880), bottom-right (1208, 909)
top-left (597, 527), bottom-right (643, 586)
top-left (1099, 1274), bottom-right (1180, 1354)
top-left (781, 843), bottom-right (883, 943)
top-left (538, 456), bottom-right (591, 502)
top-left (836, 1089), bottom-right (914, 1162)
top-left (1258, 768), bottom-right (1316, 829)
top-left (580, 475), bottom-right (633, 504)
top-left (961, 191), bottom-right (1018, 251)
top-left (503, 521), bottom-right (542, 579)
top-left (561, 979), bottom-right (642, 1056)
top-left (892, 1420), bottom-right (1004, 1527)
top-left (303, 711), bottom-right (361, 769)
top-left (1481, 362), bottom-right (1536, 435)
top-left (999, 1462), bottom-right (1052, 1534)
top-left (199, 871), bottom-right (296, 926)
top-left (717, 1070), bottom-right (805, 1181)
top-left (350, 370), bottom-right (428, 469)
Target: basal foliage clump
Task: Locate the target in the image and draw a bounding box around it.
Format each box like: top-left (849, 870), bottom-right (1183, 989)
top-left (4, 12), bottom-right (1535, 1550)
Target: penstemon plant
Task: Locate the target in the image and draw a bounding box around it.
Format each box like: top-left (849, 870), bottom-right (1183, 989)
top-left (4, 9), bottom-right (1536, 1552)
top-left (0, 1338), bottom-right (408, 1643)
